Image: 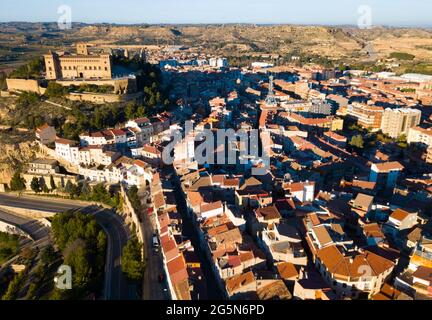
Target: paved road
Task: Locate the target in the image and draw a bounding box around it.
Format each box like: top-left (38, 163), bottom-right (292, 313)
top-left (0, 209), bottom-right (51, 273)
top-left (0, 193), bottom-right (132, 300)
top-left (0, 193), bottom-right (83, 213)
top-left (137, 187), bottom-right (168, 300)
top-left (0, 209), bottom-right (50, 242)
top-left (86, 207), bottom-right (131, 300)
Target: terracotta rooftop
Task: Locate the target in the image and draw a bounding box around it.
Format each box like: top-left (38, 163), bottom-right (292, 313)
top-left (276, 262), bottom-right (299, 280)
top-left (55, 138), bottom-right (77, 146)
top-left (212, 228), bottom-right (242, 246)
top-left (390, 208), bottom-right (412, 222)
top-left (352, 180), bottom-right (376, 190)
top-left (225, 271), bottom-right (255, 296)
top-left (352, 193), bottom-right (374, 209)
top-left (167, 254), bottom-right (189, 286)
top-left (312, 225), bottom-right (333, 247)
top-left (412, 266), bottom-right (432, 283)
top-left (372, 161), bottom-right (404, 172)
top-left (187, 191), bottom-right (204, 208)
top-left (200, 201), bottom-right (223, 214)
top-left (255, 205), bottom-right (282, 221)
top-left (363, 223), bottom-right (384, 238)
top-left (316, 245), bottom-right (395, 280)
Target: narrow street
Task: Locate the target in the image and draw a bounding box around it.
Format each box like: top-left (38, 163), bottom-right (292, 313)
top-left (168, 167), bottom-right (225, 300)
top-left (139, 187), bottom-right (168, 300)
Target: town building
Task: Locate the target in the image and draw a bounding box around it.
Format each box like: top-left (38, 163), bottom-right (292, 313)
top-left (369, 162), bottom-right (404, 192)
top-left (380, 108), bottom-right (421, 138)
top-left (408, 126), bottom-right (432, 147)
top-left (35, 124), bottom-right (56, 145)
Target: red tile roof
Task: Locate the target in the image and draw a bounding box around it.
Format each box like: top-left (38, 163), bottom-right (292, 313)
top-left (167, 255), bottom-right (189, 286)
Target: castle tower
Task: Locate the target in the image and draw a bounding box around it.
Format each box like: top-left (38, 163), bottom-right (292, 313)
top-left (77, 43), bottom-right (89, 55)
top-left (44, 51), bottom-right (60, 80)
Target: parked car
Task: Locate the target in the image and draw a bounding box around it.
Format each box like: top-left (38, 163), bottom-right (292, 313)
top-left (152, 234), bottom-right (160, 248)
top-left (158, 273), bottom-right (164, 283)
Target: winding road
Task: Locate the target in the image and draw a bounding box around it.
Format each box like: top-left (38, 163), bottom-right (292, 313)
top-left (0, 193), bottom-right (132, 300)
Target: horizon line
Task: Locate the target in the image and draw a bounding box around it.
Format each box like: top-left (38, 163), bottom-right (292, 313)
top-left (1, 21), bottom-right (432, 29)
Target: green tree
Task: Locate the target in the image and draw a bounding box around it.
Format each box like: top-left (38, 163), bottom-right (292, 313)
top-left (349, 134), bottom-right (364, 149)
top-left (50, 175), bottom-right (56, 190)
top-left (30, 177), bottom-right (41, 193)
top-left (41, 245), bottom-right (56, 265)
top-left (64, 180), bottom-right (73, 194)
top-left (45, 82), bottom-right (68, 99)
top-left (1, 272), bottom-right (25, 300)
top-left (0, 232), bottom-right (19, 263)
top-left (9, 172), bottom-right (26, 191)
top-left (42, 184), bottom-right (50, 193)
top-left (121, 237), bottom-right (145, 281)
top-left (81, 180), bottom-right (91, 197)
top-left (125, 102), bottom-right (138, 120)
top-left (397, 134), bottom-right (408, 149)
top-left (50, 211), bottom-right (107, 298)
top-left (64, 239), bottom-right (91, 290)
top-left (24, 283), bottom-right (38, 300)
top-left (127, 185), bottom-right (141, 211)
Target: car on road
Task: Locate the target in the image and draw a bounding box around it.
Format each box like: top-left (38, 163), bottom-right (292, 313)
top-left (158, 273), bottom-right (164, 283)
top-left (152, 233), bottom-right (160, 248)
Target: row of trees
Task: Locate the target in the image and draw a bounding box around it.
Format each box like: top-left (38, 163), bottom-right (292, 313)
top-left (64, 181), bottom-right (122, 209)
top-left (9, 172), bottom-right (121, 209)
top-left (1, 271), bottom-right (26, 300)
top-left (44, 82), bottom-right (115, 99)
top-left (121, 236), bottom-right (145, 282)
top-left (348, 129), bottom-right (408, 153)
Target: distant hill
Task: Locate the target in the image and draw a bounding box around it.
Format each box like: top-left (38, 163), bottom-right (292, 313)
top-left (1, 22), bottom-right (432, 67)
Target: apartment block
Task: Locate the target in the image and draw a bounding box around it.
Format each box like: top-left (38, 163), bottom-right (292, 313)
top-left (380, 108), bottom-right (421, 138)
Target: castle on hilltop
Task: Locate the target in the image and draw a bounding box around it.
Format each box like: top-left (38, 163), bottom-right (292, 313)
top-left (44, 43), bottom-right (112, 80)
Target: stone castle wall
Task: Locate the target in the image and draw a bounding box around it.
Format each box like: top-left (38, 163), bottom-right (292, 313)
top-left (6, 79), bottom-right (46, 95)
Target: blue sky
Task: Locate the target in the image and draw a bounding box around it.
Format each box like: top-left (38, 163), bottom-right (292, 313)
top-left (1, 0), bottom-right (432, 26)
